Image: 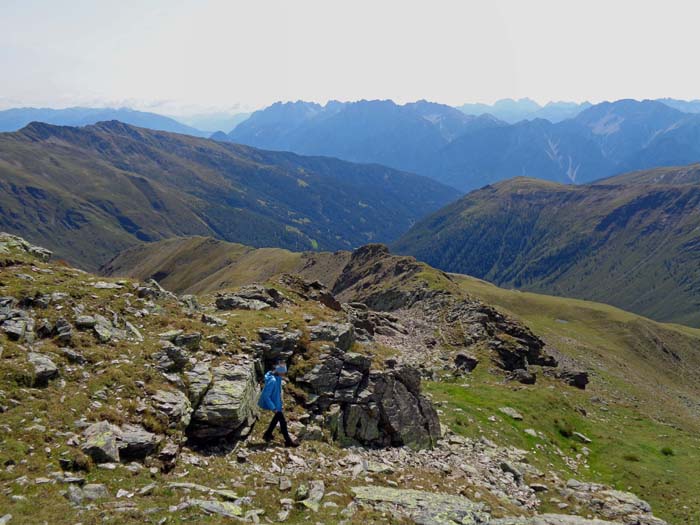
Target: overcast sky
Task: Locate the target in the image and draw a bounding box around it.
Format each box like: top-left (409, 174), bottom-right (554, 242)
top-left (1, 0), bottom-right (699, 115)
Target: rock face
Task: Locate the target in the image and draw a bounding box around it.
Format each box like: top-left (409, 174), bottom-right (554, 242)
top-left (188, 358), bottom-right (259, 440)
top-left (302, 348), bottom-right (440, 449)
top-left (328, 244), bottom-right (567, 384)
top-left (343, 302), bottom-right (409, 341)
top-left (185, 362), bottom-right (213, 406)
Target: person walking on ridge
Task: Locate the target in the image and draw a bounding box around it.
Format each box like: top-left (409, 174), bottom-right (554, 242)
top-left (258, 362), bottom-right (299, 447)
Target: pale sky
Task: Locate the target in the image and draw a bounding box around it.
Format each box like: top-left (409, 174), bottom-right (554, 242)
top-left (1, 0), bottom-right (699, 115)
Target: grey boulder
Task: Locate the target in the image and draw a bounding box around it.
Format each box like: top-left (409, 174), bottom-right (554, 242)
top-left (28, 352), bottom-right (58, 386)
top-left (119, 424), bottom-right (161, 459)
top-left (81, 421), bottom-right (122, 463)
top-left (152, 389), bottom-right (192, 430)
top-left (188, 359), bottom-right (259, 440)
top-left (309, 322), bottom-right (355, 352)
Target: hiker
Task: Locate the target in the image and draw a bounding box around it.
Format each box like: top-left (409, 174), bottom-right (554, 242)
top-left (258, 362), bottom-right (298, 447)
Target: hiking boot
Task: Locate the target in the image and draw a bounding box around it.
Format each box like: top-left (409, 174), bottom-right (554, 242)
top-left (284, 440), bottom-right (300, 448)
top-left (262, 433), bottom-right (273, 443)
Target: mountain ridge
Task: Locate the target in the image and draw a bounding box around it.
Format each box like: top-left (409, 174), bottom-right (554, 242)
top-left (0, 106), bottom-right (209, 136)
top-left (0, 120), bottom-right (458, 270)
top-left (393, 164), bottom-right (700, 326)
top-left (224, 98), bottom-right (700, 191)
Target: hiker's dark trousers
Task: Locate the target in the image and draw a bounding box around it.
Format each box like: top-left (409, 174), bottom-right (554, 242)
top-left (263, 411), bottom-right (292, 443)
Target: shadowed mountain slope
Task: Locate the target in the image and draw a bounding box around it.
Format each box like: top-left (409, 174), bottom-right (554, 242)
top-left (394, 165), bottom-right (700, 326)
top-left (0, 121), bottom-right (458, 270)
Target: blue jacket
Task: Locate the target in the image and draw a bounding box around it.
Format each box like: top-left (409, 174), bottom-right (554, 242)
top-left (258, 371), bottom-right (283, 412)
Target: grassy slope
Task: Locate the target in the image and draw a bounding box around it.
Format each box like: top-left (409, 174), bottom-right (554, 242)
top-left (427, 273), bottom-right (700, 523)
top-left (100, 236), bottom-right (352, 295)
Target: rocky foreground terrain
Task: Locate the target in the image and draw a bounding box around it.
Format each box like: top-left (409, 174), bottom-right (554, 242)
top-left (0, 233), bottom-right (670, 524)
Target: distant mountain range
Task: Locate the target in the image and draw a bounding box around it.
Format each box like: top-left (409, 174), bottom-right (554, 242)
top-left (0, 107), bottom-right (210, 136)
top-left (0, 121), bottom-right (457, 269)
top-left (393, 164), bottom-right (700, 326)
top-left (223, 98), bottom-right (700, 191)
top-left (458, 98), bottom-right (592, 123)
top-left (173, 111), bottom-right (251, 134)
top-left (5, 98), bottom-right (700, 193)
top-left (228, 99), bottom-right (504, 182)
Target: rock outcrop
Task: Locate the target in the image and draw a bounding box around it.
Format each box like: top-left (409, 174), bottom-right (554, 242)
top-left (215, 285), bottom-right (286, 311)
top-left (188, 357), bottom-right (259, 440)
top-left (302, 348), bottom-right (440, 449)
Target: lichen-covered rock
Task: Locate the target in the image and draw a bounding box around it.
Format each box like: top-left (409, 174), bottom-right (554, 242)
top-left (2, 318), bottom-right (27, 341)
top-left (189, 499), bottom-right (243, 518)
top-left (81, 421), bottom-right (122, 463)
top-left (152, 389), bottom-right (192, 430)
top-left (491, 516), bottom-right (619, 525)
top-left (54, 317), bottom-right (73, 345)
top-left (173, 332), bottom-right (201, 351)
top-left (92, 314), bottom-right (113, 343)
top-left (351, 486), bottom-right (489, 524)
top-left (75, 315), bottom-right (97, 329)
top-left (185, 362), bottom-right (213, 406)
top-left (563, 479), bottom-right (667, 525)
top-left (188, 358), bottom-right (259, 440)
top-left (0, 232), bottom-right (52, 261)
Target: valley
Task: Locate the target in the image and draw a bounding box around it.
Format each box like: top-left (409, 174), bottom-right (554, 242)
top-left (0, 121), bottom-right (456, 270)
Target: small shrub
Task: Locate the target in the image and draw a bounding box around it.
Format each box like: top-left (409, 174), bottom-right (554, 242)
top-left (554, 418), bottom-right (574, 438)
top-left (661, 447), bottom-right (675, 457)
top-left (623, 453), bottom-right (641, 462)
top-left (142, 412), bottom-right (168, 435)
top-left (91, 406), bottom-right (126, 425)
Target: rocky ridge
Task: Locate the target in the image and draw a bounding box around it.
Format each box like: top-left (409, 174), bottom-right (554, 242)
top-left (0, 233), bottom-right (666, 524)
